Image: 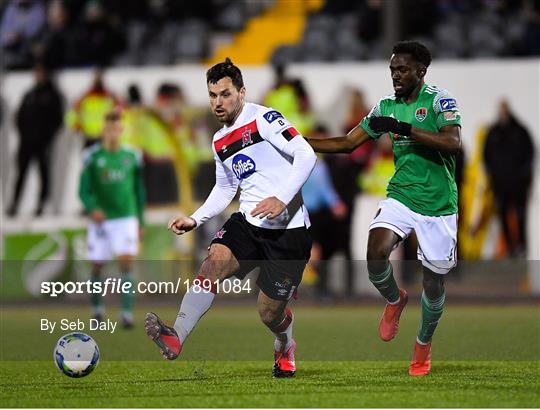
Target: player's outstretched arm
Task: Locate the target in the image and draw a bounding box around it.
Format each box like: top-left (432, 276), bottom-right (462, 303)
top-left (307, 124), bottom-right (371, 153)
top-left (171, 158), bottom-right (238, 234)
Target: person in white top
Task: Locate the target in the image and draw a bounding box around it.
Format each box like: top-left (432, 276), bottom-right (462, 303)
top-left (145, 58), bottom-right (316, 378)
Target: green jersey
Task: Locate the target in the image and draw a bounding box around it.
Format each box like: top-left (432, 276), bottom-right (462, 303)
top-left (79, 144), bottom-right (145, 223)
top-left (360, 83), bottom-right (461, 216)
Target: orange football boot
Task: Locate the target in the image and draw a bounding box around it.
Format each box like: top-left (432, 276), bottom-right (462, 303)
top-left (379, 288), bottom-right (408, 341)
top-left (273, 339), bottom-right (296, 378)
top-left (409, 340), bottom-right (432, 376)
top-left (144, 312), bottom-right (182, 360)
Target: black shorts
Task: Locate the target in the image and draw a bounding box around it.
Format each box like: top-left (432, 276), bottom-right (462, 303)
top-left (210, 212), bottom-right (312, 301)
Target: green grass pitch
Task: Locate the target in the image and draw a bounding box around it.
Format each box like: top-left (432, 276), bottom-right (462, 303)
top-left (1, 304), bottom-right (539, 407)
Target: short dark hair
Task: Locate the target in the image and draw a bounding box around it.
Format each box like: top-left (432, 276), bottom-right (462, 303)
top-left (392, 41), bottom-right (432, 68)
top-left (206, 57), bottom-right (244, 90)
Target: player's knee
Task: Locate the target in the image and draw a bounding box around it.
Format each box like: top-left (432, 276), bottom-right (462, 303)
top-left (199, 246), bottom-right (235, 281)
top-left (367, 243), bottom-right (392, 274)
top-left (366, 242), bottom-right (391, 262)
top-left (258, 303), bottom-right (283, 327)
top-left (118, 257), bottom-right (132, 273)
top-left (423, 275), bottom-right (444, 299)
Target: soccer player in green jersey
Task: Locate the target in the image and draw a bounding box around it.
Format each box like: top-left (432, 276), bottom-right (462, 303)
top-left (79, 110), bottom-right (145, 328)
top-left (309, 41), bottom-right (461, 376)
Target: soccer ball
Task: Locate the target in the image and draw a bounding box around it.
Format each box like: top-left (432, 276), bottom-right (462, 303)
top-left (54, 333), bottom-right (100, 378)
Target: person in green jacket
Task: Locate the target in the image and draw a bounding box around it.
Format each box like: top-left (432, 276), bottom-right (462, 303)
top-left (79, 110), bottom-right (145, 328)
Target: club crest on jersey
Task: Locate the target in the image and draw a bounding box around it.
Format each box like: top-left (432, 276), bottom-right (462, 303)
top-left (263, 110), bottom-right (283, 123)
top-left (439, 98), bottom-right (457, 111)
top-left (241, 128), bottom-right (253, 147)
top-left (415, 107), bottom-right (427, 122)
top-left (232, 154), bottom-right (256, 180)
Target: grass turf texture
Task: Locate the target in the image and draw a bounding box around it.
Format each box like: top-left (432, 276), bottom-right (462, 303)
top-left (1, 305), bottom-right (539, 407)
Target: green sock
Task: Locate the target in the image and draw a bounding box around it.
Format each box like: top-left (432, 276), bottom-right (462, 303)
top-left (90, 277), bottom-right (103, 312)
top-left (121, 273), bottom-right (135, 313)
top-left (368, 262), bottom-right (400, 303)
top-left (418, 291), bottom-right (445, 344)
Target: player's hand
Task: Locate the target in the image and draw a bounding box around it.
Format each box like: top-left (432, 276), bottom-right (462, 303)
top-left (331, 201), bottom-right (347, 220)
top-left (369, 116), bottom-right (412, 136)
top-left (168, 216), bottom-right (197, 235)
top-left (138, 227), bottom-right (144, 240)
top-left (251, 197), bottom-right (286, 220)
top-left (91, 209), bottom-right (106, 224)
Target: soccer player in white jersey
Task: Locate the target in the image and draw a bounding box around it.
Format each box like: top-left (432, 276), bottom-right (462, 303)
top-left (144, 58), bottom-right (316, 377)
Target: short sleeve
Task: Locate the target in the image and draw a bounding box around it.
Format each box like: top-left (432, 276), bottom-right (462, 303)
top-left (433, 89), bottom-right (462, 130)
top-left (359, 99), bottom-right (385, 140)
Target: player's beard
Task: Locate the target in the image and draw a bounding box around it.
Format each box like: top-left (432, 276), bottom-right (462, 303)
top-left (222, 97), bottom-right (244, 126)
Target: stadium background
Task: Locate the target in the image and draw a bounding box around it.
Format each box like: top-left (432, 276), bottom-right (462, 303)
top-left (0, 0), bottom-right (539, 407)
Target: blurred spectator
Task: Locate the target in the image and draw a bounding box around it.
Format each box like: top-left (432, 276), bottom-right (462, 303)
top-left (358, 134), bottom-right (393, 197)
top-left (523, 0), bottom-right (540, 55)
top-left (65, 69), bottom-right (120, 147)
top-left (139, 83), bottom-right (180, 204)
top-left (402, 0), bottom-right (438, 39)
top-left (264, 66), bottom-right (297, 119)
top-left (0, 0), bottom-right (46, 69)
top-left (483, 99), bottom-right (535, 257)
top-left (264, 74), bottom-right (314, 136)
top-left (357, 0), bottom-right (382, 44)
top-left (120, 83), bottom-right (146, 149)
top-left (326, 88), bottom-right (373, 235)
top-left (343, 88), bottom-right (375, 165)
top-left (318, 88), bottom-right (376, 295)
top-left (38, 0), bottom-right (84, 68)
top-left (74, 0), bottom-right (126, 66)
top-left (310, 125), bottom-right (355, 297)
top-left (7, 65), bottom-right (64, 216)
top-left (303, 127), bottom-right (348, 299)
top-left (321, 0), bottom-right (359, 15)
top-left (117, 82), bottom-right (179, 205)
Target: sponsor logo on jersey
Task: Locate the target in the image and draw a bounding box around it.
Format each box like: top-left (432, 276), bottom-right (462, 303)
top-left (263, 110), bottom-right (284, 123)
top-left (415, 107), bottom-right (427, 122)
top-left (213, 229), bottom-right (226, 239)
top-left (444, 111), bottom-right (460, 121)
top-left (241, 129), bottom-right (253, 147)
top-left (102, 169), bottom-right (125, 181)
top-left (97, 158), bottom-right (106, 167)
top-left (439, 98), bottom-right (457, 111)
top-left (232, 154), bottom-right (256, 179)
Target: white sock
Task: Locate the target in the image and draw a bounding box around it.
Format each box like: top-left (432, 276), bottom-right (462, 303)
top-left (174, 286), bottom-right (215, 343)
top-left (272, 310), bottom-right (294, 352)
